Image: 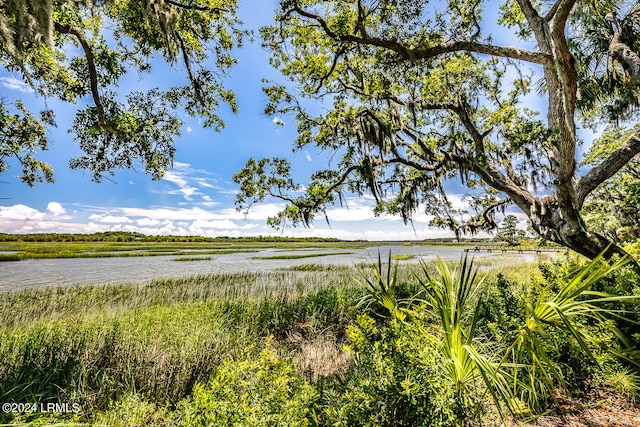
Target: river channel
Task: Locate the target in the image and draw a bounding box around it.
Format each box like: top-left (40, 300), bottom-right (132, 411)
top-left (0, 244), bottom-right (540, 290)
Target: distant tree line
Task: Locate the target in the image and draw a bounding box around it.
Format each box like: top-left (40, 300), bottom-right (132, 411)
top-left (0, 232), bottom-right (343, 243)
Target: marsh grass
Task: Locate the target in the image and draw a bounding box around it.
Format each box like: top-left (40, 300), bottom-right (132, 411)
top-left (0, 256), bottom-right (571, 425)
top-left (253, 252), bottom-right (353, 260)
top-left (0, 239), bottom-right (381, 262)
top-left (0, 241), bottom-right (260, 261)
top-left (173, 256), bottom-right (213, 261)
top-left (0, 269), bottom-right (365, 424)
top-left (279, 263), bottom-right (353, 272)
top-left (391, 253), bottom-right (414, 260)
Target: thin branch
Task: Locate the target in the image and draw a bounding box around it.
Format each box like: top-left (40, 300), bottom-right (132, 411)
top-left (175, 32), bottom-right (205, 104)
top-left (515, 0), bottom-right (548, 51)
top-left (54, 22), bottom-right (106, 126)
top-left (544, 0), bottom-right (577, 24)
top-left (165, 0), bottom-right (227, 13)
top-left (476, 198), bottom-right (510, 229)
top-left (576, 130), bottom-right (640, 208)
top-left (315, 46), bottom-right (347, 93)
top-left (384, 95), bottom-right (459, 113)
top-left (290, 3), bottom-right (553, 67)
top-left (387, 142), bottom-right (452, 173)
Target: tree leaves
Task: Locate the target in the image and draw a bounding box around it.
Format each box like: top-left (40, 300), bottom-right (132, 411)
top-left (0, 99), bottom-right (53, 187)
top-left (237, 0), bottom-right (640, 262)
top-left (0, 0), bottom-right (245, 182)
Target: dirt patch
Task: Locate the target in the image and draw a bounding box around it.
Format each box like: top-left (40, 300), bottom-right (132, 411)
top-left (511, 392), bottom-right (640, 427)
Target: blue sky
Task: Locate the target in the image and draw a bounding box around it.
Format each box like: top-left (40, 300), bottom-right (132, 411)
top-left (0, 1), bottom-right (537, 240)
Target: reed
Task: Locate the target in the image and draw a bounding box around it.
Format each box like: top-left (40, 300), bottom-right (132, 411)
top-left (173, 256), bottom-right (213, 261)
top-left (0, 269), bottom-right (364, 425)
top-left (252, 252), bottom-right (353, 260)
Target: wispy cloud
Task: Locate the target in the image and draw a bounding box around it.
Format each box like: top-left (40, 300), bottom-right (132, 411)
top-left (162, 170), bottom-right (200, 200)
top-left (0, 77), bottom-right (34, 93)
top-left (160, 163), bottom-right (229, 204)
top-left (88, 214), bottom-right (133, 224)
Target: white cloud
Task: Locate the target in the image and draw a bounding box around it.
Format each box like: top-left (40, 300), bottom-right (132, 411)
top-left (325, 203), bottom-right (378, 222)
top-left (0, 204), bottom-right (110, 234)
top-left (90, 214), bottom-right (132, 224)
top-left (137, 217), bottom-right (161, 226)
top-left (162, 170), bottom-right (188, 188)
top-left (160, 163), bottom-right (227, 202)
top-left (162, 170), bottom-right (200, 201)
top-left (0, 204), bottom-right (45, 220)
top-left (186, 126), bottom-right (193, 133)
top-left (47, 202), bottom-right (66, 216)
top-left (195, 178), bottom-right (216, 189)
top-left (443, 194), bottom-right (471, 211)
top-left (0, 197), bottom-right (464, 241)
top-left (224, 203), bottom-right (285, 221)
top-left (0, 77), bottom-right (34, 93)
top-left (191, 219), bottom-right (238, 230)
top-left (305, 151), bottom-right (312, 162)
top-left (273, 116), bottom-right (285, 126)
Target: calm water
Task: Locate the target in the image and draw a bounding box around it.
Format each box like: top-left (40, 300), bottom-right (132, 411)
top-left (0, 244), bottom-right (537, 290)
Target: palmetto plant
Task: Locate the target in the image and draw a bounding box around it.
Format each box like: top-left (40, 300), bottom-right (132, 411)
top-left (505, 250), bottom-right (639, 412)
top-left (359, 254), bottom-right (515, 419)
top-left (359, 250), bottom-right (639, 422)
top-left (415, 256), bottom-right (487, 400)
top-left (355, 252), bottom-right (412, 322)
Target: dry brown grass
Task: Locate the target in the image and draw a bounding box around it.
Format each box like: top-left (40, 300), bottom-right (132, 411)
top-left (286, 322), bottom-right (352, 380)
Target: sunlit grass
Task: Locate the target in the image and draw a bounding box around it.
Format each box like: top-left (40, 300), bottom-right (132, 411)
top-left (0, 269), bottom-right (363, 425)
top-left (391, 254), bottom-right (414, 260)
top-left (253, 252), bottom-right (353, 260)
top-left (279, 263), bottom-right (353, 272)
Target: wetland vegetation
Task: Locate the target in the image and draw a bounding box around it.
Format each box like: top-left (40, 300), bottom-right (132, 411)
top-left (1, 239), bottom-right (638, 426)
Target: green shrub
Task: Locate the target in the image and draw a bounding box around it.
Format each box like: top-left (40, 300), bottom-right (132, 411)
top-left (322, 314), bottom-right (457, 427)
top-left (93, 392), bottom-right (172, 426)
top-left (178, 340), bottom-right (318, 426)
top-left (357, 253), bottom-right (640, 422)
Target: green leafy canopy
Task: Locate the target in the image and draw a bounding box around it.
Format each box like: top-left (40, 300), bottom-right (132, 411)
top-left (235, 0), bottom-right (640, 262)
top-left (0, 0), bottom-right (247, 183)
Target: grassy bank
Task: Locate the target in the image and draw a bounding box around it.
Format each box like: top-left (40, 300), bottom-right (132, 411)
top-left (0, 235), bottom-right (539, 261)
top-left (0, 268), bottom-right (364, 426)
top-left (0, 239), bottom-right (375, 261)
top-left (1, 255), bottom-right (638, 426)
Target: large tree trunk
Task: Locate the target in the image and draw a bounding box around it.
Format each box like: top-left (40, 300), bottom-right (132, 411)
top-left (527, 195), bottom-right (637, 267)
top-left (521, 6), bottom-right (637, 266)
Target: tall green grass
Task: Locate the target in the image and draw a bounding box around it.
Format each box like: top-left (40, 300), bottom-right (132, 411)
top-left (1, 256), bottom-right (594, 426)
top-left (173, 256), bottom-right (212, 261)
top-left (252, 252), bottom-right (353, 260)
top-left (0, 269), bottom-right (364, 425)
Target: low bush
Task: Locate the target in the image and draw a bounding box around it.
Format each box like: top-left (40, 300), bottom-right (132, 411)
top-left (178, 340), bottom-right (318, 426)
top-left (322, 314), bottom-right (458, 427)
